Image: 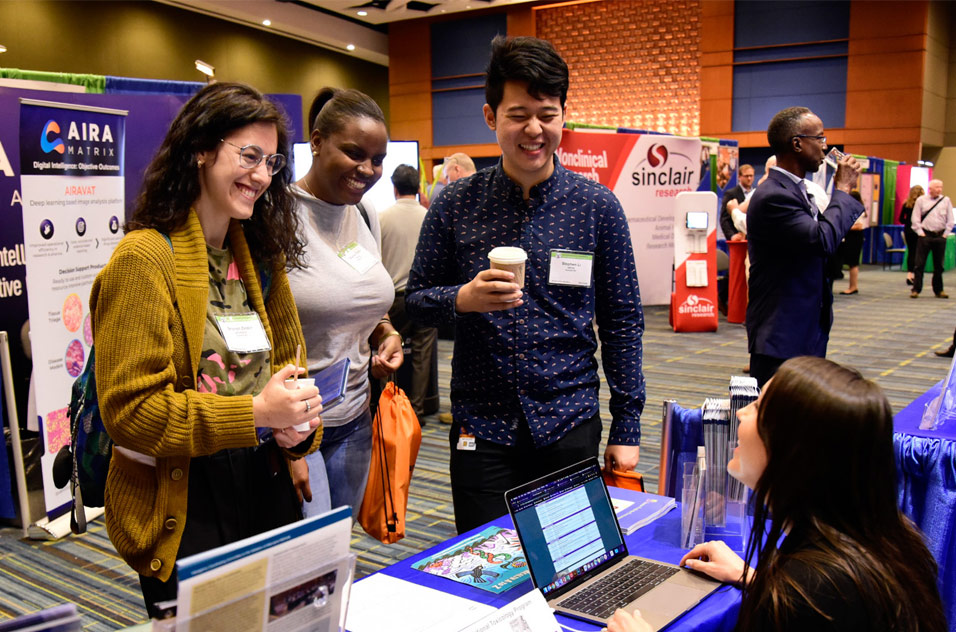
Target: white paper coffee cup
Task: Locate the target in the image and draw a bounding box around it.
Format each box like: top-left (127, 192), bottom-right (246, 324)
top-left (284, 377), bottom-right (316, 432)
top-left (488, 246), bottom-right (528, 288)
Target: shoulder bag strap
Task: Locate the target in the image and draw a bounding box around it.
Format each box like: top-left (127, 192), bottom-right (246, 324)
top-left (921, 197), bottom-right (944, 221)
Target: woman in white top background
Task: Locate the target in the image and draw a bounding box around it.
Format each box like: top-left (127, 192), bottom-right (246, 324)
top-left (287, 87), bottom-right (403, 517)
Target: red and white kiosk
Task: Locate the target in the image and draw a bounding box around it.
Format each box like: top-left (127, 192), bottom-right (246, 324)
top-left (670, 192), bottom-right (719, 332)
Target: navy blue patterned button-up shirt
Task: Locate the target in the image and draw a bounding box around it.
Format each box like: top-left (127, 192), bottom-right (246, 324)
top-left (406, 158), bottom-right (645, 448)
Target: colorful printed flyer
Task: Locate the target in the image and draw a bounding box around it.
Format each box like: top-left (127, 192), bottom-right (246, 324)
top-left (412, 526), bottom-right (529, 594)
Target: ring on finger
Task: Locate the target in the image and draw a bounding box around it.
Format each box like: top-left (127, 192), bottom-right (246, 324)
top-left (305, 400), bottom-right (311, 413)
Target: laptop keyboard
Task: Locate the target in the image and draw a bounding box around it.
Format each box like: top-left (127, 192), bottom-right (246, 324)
top-left (557, 559), bottom-right (680, 619)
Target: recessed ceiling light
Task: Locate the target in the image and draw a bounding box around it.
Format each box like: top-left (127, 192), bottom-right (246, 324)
top-left (262, 19), bottom-right (271, 26)
top-left (357, 10), bottom-right (367, 16)
top-left (195, 59), bottom-right (215, 77)
top-left (346, 44), bottom-right (356, 51)
top-left (0, 45), bottom-right (6, 53)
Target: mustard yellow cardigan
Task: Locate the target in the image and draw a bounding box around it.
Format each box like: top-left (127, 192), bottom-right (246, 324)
top-left (90, 209), bottom-right (319, 581)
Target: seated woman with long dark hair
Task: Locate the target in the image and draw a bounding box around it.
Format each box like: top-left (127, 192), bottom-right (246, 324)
top-left (608, 356), bottom-right (946, 631)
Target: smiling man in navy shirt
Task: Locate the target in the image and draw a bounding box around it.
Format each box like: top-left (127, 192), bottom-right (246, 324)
top-left (406, 35), bottom-right (646, 533)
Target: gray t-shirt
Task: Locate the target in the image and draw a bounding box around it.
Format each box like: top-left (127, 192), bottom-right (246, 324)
top-left (287, 186), bottom-right (395, 426)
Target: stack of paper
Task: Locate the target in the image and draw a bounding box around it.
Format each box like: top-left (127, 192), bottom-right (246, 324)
top-left (702, 398), bottom-right (730, 525)
top-left (611, 490), bottom-right (677, 535)
top-left (728, 376), bottom-right (758, 501)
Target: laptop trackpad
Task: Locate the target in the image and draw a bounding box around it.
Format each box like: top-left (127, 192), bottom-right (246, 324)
top-left (633, 583), bottom-right (710, 630)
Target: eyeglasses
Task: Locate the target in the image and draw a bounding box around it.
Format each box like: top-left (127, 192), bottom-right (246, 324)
top-left (792, 134), bottom-right (827, 144)
top-left (221, 139), bottom-right (286, 175)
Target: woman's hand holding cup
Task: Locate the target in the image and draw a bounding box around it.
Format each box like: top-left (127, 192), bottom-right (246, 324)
top-left (253, 364), bottom-right (322, 444)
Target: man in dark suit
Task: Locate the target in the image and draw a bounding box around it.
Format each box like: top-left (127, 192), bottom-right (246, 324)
top-left (746, 107), bottom-right (864, 386)
top-left (720, 163), bottom-right (754, 241)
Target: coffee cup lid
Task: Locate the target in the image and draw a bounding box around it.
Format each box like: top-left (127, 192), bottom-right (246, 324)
top-left (488, 246), bottom-right (527, 264)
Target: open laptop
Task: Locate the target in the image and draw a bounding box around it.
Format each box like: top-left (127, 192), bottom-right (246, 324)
top-left (505, 458), bottom-right (720, 630)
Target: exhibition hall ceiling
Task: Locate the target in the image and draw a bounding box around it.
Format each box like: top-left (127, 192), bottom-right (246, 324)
top-left (301, 0), bottom-right (539, 25)
top-left (157, 0), bottom-right (540, 66)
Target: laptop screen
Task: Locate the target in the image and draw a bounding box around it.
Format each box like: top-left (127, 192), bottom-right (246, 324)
top-left (506, 459), bottom-right (627, 597)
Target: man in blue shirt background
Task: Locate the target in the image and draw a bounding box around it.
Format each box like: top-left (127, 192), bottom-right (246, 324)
top-left (407, 35), bottom-right (645, 533)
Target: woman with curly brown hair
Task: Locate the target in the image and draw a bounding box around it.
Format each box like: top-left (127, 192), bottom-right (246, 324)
top-left (92, 82), bottom-right (321, 616)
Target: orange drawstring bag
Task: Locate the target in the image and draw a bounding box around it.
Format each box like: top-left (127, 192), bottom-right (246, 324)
top-left (603, 469), bottom-right (645, 492)
top-left (358, 379), bottom-right (422, 543)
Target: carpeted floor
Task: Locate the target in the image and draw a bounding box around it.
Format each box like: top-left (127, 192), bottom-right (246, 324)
top-left (1, 265), bottom-right (952, 629)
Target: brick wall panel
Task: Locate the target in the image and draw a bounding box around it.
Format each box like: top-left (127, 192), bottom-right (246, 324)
top-left (537, 0), bottom-right (701, 136)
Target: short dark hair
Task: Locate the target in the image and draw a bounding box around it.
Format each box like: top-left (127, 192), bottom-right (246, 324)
top-left (128, 82), bottom-right (304, 269)
top-left (485, 35), bottom-right (569, 114)
top-left (739, 356), bottom-right (946, 632)
top-left (391, 164), bottom-right (420, 196)
top-left (766, 107), bottom-right (811, 155)
top-left (310, 87), bottom-right (386, 139)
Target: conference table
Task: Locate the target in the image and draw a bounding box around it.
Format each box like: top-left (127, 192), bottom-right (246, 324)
top-left (356, 491), bottom-right (742, 632)
top-left (894, 381), bottom-right (956, 626)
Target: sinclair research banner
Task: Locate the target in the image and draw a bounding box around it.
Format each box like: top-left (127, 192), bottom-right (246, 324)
top-left (558, 129), bottom-right (702, 305)
top-left (19, 99), bottom-right (126, 516)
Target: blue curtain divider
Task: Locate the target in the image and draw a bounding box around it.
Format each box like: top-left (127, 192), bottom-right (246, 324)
top-left (105, 76), bottom-right (204, 96)
top-left (0, 368), bottom-right (17, 520)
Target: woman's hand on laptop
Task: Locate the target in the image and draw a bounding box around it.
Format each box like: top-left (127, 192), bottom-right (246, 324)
top-left (679, 541), bottom-right (753, 587)
top-left (605, 607), bottom-right (653, 632)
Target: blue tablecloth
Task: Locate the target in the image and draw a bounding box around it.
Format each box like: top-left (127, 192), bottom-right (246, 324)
top-left (894, 382), bottom-right (956, 627)
top-left (371, 494), bottom-right (741, 631)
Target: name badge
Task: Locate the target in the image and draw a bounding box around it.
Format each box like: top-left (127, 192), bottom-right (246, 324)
top-left (214, 313), bottom-right (272, 353)
top-left (548, 250), bottom-right (594, 287)
top-left (457, 433), bottom-right (476, 451)
top-left (338, 241), bottom-right (378, 274)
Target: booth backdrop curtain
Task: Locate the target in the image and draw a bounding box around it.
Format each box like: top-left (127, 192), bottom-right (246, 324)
top-left (0, 68), bottom-right (104, 93)
top-left (0, 378), bottom-right (17, 519)
top-left (104, 76), bottom-right (203, 96)
top-left (665, 403), bottom-right (704, 501)
top-left (882, 160), bottom-right (899, 225)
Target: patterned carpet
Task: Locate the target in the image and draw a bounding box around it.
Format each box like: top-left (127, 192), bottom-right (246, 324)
top-left (0, 265), bottom-right (952, 629)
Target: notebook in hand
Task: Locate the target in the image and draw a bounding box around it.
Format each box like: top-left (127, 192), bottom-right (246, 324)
top-left (505, 458), bottom-right (719, 630)
top-left (314, 357), bottom-right (350, 412)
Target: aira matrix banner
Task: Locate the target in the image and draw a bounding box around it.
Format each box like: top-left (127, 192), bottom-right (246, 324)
top-left (19, 99), bottom-right (126, 515)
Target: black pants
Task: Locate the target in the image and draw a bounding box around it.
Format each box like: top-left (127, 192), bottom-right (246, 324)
top-left (448, 413), bottom-right (602, 534)
top-left (750, 353), bottom-right (786, 388)
top-left (913, 234), bottom-right (946, 295)
top-left (139, 441), bottom-right (301, 619)
top-left (904, 227), bottom-right (920, 273)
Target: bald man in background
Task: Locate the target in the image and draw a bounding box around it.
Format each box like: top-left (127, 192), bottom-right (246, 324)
top-left (442, 152), bottom-right (476, 184)
top-left (910, 179), bottom-right (953, 299)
